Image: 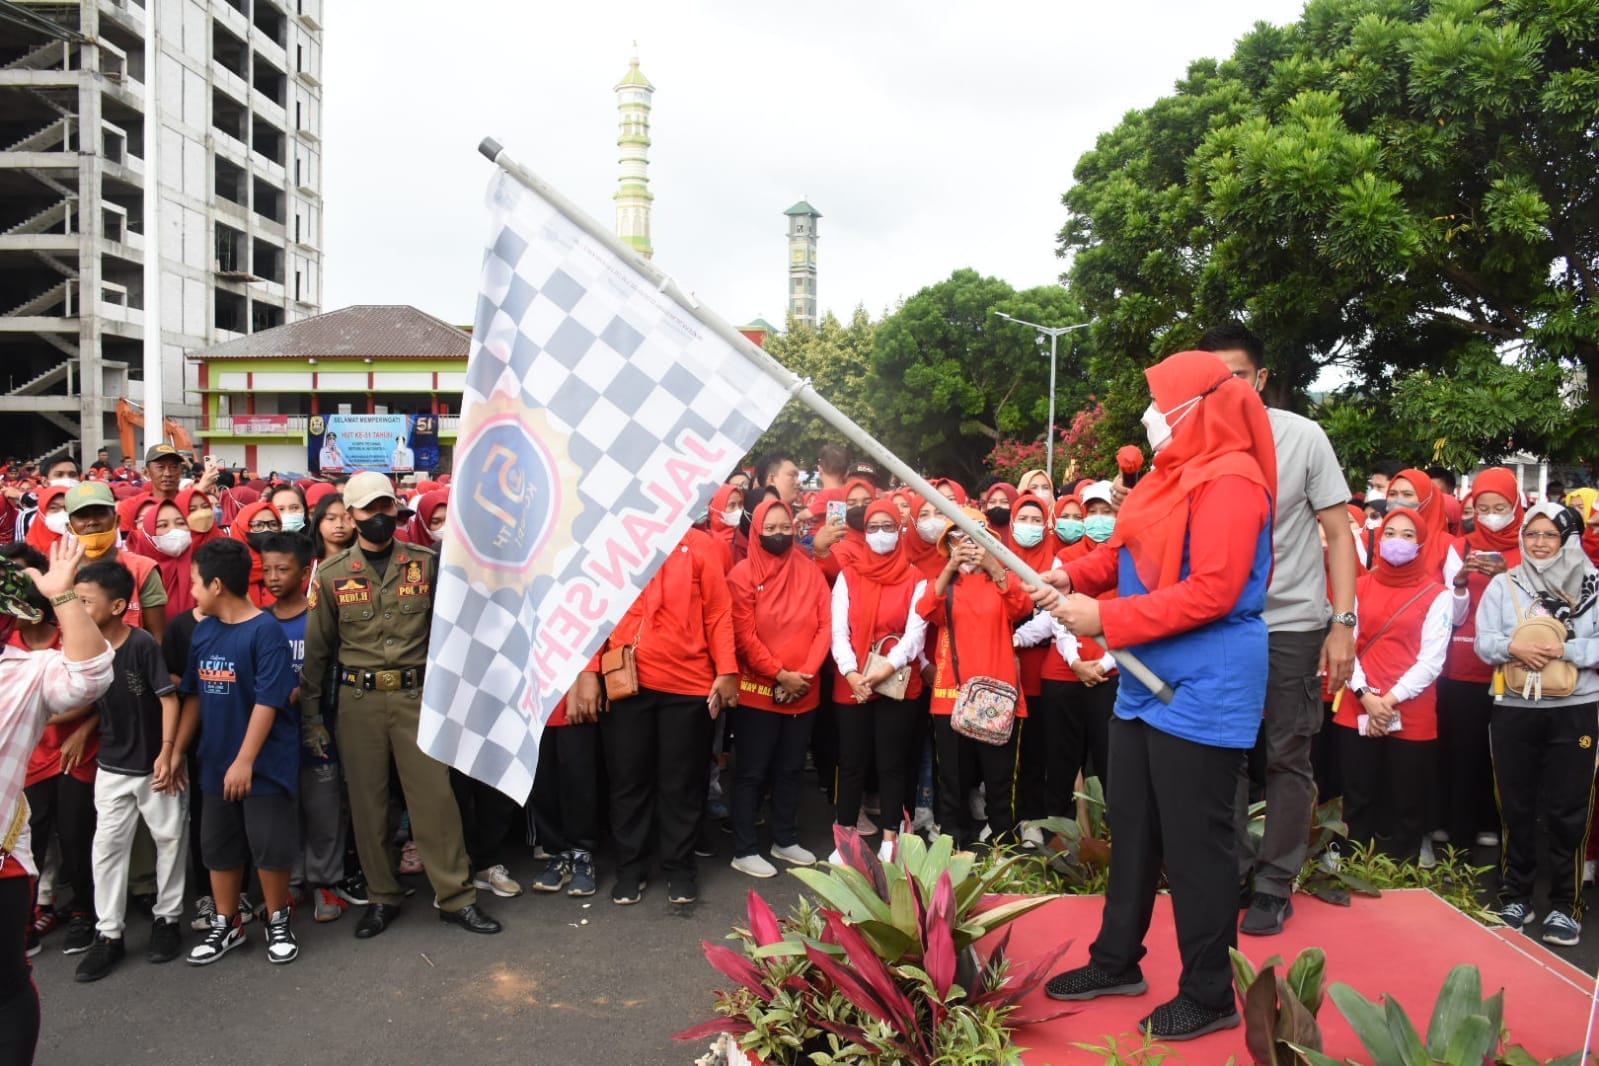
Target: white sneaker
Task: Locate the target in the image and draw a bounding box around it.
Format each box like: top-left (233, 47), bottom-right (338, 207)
top-left (771, 843), bottom-right (817, 867)
top-left (186, 914), bottom-right (244, 966)
top-left (264, 908), bottom-right (298, 965)
top-left (877, 838), bottom-right (895, 862)
top-left (1474, 831), bottom-right (1500, 847)
top-left (472, 865), bottom-right (524, 898)
top-left (731, 854), bottom-right (777, 879)
top-left (827, 849), bottom-right (843, 865)
top-left (1419, 838), bottom-right (1437, 870)
top-left (1021, 824), bottom-right (1045, 850)
top-left (1429, 828), bottom-right (1450, 843)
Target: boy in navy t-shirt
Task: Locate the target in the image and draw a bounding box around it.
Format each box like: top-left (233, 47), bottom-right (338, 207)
top-left (177, 540), bottom-right (300, 966)
top-left (260, 533), bottom-right (348, 923)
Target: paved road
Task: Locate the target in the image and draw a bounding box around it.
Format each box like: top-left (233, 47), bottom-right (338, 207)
top-left (28, 796), bottom-right (1598, 1066)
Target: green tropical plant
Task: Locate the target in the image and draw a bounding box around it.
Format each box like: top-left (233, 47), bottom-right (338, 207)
top-left (1322, 842), bottom-right (1499, 926)
top-left (1070, 1030), bottom-right (1194, 1064)
top-left (676, 826), bottom-right (1074, 1065)
top-left (1232, 947), bottom-right (1328, 1065)
top-left (1295, 963), bottom-right (1589, 1066)
top-left (1033, 777), bottom-right (1114, 894)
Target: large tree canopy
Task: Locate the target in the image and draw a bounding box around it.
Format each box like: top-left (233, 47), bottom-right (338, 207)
top-left (1061, 0), bottom-right (1599, 464)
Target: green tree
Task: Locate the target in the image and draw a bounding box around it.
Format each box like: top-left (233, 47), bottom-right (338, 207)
top-left (747, 307), bottom-right (881, 466)
top-left (1061, 0), bottom-right (1599, 459)
top-left (870, 269), bottom-right (1090, 482)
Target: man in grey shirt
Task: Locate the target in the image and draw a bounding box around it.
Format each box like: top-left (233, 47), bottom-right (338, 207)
top-left (1199, 324), bottom-right (1358, 936)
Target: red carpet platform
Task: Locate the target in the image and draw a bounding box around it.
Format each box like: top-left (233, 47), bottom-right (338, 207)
top-left (1003, 890), bottom-right (1595, 1064)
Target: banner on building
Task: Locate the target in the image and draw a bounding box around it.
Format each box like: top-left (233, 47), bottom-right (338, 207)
top-left (229, 415), bottom-right (292, 436)
top-left (418, 166), bottom-right (790, 800)
top-left (307, 413), bottom-right (440, 474)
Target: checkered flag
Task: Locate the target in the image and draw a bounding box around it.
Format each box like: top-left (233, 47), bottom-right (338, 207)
top-left (419, 166), bottom-right (791, 800)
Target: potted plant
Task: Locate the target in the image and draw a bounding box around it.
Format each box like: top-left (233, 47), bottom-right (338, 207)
top-left (677, 826), bottom-right (1077, 1065)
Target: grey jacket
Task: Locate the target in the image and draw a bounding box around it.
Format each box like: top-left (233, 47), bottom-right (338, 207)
top-left (1473, 572), bottom-right (1599, 707)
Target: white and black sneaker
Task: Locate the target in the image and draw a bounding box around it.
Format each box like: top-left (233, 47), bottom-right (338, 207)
top-left (187, 913), bottom-right (245, 966)
top-left (265, 907), bottom-right (298, 964)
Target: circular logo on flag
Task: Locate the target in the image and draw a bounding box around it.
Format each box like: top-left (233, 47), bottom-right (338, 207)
top-left (452, 406), bottom-right (566, 575)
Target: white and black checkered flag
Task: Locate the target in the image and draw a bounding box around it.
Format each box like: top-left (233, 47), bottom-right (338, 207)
top-left (419, 157), bottom-right (791, 800)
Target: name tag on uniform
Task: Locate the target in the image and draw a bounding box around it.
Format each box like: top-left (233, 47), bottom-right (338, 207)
top-left (334, 577), bottom-right (372, 606)
top-left (398, 559), bottom-right (429, 598)
top-left (397, 583), bottom-right (430, 598)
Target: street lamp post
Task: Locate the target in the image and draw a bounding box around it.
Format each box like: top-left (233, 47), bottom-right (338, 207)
top-left (994, 313), bottom-right (1092, 485)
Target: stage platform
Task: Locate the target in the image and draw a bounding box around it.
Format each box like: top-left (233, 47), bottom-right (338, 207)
top-left (1003, 889), bottom-right (1594, 1063)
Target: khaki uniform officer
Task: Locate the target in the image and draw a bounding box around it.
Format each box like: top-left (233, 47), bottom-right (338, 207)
top-left (299, 471), bottom-right (500, 938)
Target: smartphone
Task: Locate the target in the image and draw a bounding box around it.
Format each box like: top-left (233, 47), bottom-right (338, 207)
top-left (826, 500), bottom-right (847, 526)
top-left (1473, 550), bottom-right (1504, 565)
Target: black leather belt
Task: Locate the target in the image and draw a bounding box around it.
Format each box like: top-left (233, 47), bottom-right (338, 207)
top-left (338, 667), bottom-right (424, 691)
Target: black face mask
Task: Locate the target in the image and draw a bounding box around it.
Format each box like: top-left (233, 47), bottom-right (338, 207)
top-left (985, 506), bottom-right (1012, 529)
top-left (845, 505), bottom-right (868, 533)
top-left (355, 512), bottom-right (397, 545)
top-left (246, 532), bottom-right (274, 553)
top-left (759, 533), bottom-right (794, 557)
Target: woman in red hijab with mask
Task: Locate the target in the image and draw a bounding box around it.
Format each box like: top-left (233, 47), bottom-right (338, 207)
top-left (704, 483), bottom-right (747, 574)
top-left (724, 499), bottom-right (832, 879)
top-left (1384, 468), bottom-right (1456, 577)
top-left (127, 497), bottom-right (205, 615)
top-left (1332, 509), bottom-right (1453, 862)
top-left (831, 498), bottom-right (929, 861)
top-left (1034, 350), bottom-right (1275, 1041)
top-left (1434, 467), bottom-right (1521, 850)
top-left (24, 485), bottom-right (69, 554)
top-left (811, 477), bottom-right (874, 582)
top-left (399, 489), bottom-right (449, 547)
top-left (906, 494), bottom-right (950, 582)
top-left (227, 499), bottom-right (282, 607)
top-left (1004, 493), bottom-right (1058, 842)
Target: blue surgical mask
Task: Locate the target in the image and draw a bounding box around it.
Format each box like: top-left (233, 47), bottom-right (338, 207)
top-left (1012, 524), bottom-right (1046, 548)
top-left (281, 512), bottom-right (306, 533)
top-left (1084, 514), bottom-right (1116, 543)
top-left (1387, 499), bottom-right (1417, 512)
top-left (1055, 518), bottom-right (1085, 544)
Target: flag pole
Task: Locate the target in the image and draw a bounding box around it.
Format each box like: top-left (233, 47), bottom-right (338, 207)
top-left (477, 138), bottom-right (1174, 704)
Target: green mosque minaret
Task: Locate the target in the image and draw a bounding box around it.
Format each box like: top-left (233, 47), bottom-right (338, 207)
top-left (614, 48), bottom-right (655, 260)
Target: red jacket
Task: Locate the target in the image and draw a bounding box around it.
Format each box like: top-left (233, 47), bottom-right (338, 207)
top-left (606, 529), bottom-right (738, 699)
top-left (918, 572), bottom-right (1032, 716)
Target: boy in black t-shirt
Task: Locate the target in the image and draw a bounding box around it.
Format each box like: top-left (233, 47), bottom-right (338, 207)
top-left (74, 562), bottom-right (187, 982)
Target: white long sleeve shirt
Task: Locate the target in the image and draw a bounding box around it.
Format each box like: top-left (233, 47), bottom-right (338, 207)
top-left (1348, 588), bottom-right (1454, 702)
top-left (1012, 610), bottom-right (1115, 673)
top-left (831, 577), bottom-right (929, 675)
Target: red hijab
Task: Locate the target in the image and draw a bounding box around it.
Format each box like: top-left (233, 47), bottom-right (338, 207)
top-left (742, 499), bottom-right (828, 604)
top-left (176, 487), bottom-right (223, 546)
top-left (841, 499), bottom-right (915, 665)
top-left (1008, 493), bottom-right (1057, 575)
top-left (706, 483), bottom-right (745, 564)
top-left (1052, 494), bottom-right (1093, 563)
top-left (25, 485), bottom-right (66, 554)
top-left (400, 489), bottom-right (449, 545)
top-left (117, 495), bottom-right (149, 537)
top-left (134, 498), bottom-right (200, 614)
top-left (1370, 509), bottom-right (1433, 588)
top-left (1461, 467), bottom-right (1523, 555)
top-left (1112, 351), bottom-right (1277, 591)
top-left (831, 477), bottom-right (877, 570)
top-left (900, 492), bottom-right (945, 578)
top-left (1389, 467), bottom-right (1449, 573)
top-left (228, 499), bottom-right (281, 607)
top-left (928, 478), bottom-right (969, 506)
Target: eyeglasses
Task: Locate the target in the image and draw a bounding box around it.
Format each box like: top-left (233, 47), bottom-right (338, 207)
top-left (248, 519), bottom-right (283, 532)
top-left (865, 523), bottom-right (898, 533)
top-left (1523, 530), bottom-right (1563, 542)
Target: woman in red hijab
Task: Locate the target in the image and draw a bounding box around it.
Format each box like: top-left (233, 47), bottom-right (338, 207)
top-left (399, 489), bottom-right (449, 547)
top-left (1332, 509), bottom-right (1453, 862)
top-left (831, 498), bottom-right (929, 861)
top-left (980, 482), bottom-right (1021, 542)
top-left (704, 483), bottom-right (747, 574)
top-left (24, 485), bottom-right (69, 554)
top-left (1036, 350), bottom-right (1275, 1040)
top-left (1434, 467), bottom-right (1521, 850)
top-left (1005, 493), bottom-right (1057, 841)
top-left (227, 499), bottom-right (282, 607)
top-left (811, 477), bottom-right (874, 582)
top-left (928, 477), bottom-right (969, 506)
top-left (906, 494), bottom-right (950, 582)
top-left (1383, 468), bottom-right (1453, 575)
top-left (128, 497), bottom-right (204, 615)
top-left (724, 499), bottom-right (832, 879)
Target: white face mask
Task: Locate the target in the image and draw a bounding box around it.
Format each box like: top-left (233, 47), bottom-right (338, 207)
top-left (866, 530), bottom-right (899, 555)
top-left (43, 511), bottom-right (69, 536)
top-left (1365, 517), bottom-right (1381, 530)
top-left (1477, 512), bottom-right (1515, 533)
top-left (152, 528), bottom-right (192, 558)
top-left (1140, 394), bottom-right (1201, 454)
top-left (721, 507), bottom-right (744, 528)
top-left (958, 562), bottom-right (980, 575)
top-left (916, 517), bottom-right (946, 544)
top-left (281, 512), bottom-right (307, 533)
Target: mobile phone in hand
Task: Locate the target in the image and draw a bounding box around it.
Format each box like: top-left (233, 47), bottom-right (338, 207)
top-left (826, 500), bottom-right (847, 526)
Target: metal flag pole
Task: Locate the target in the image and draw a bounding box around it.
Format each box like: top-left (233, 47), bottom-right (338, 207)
top-left (476, 138), bottom-right (1174, 704)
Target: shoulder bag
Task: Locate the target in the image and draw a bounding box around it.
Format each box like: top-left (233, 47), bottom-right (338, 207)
top-left (601, 621), bottom-right (642, 703)
top-left (1502, 580), bottom-right (1578, 701)
top-left (945, 583), bottom-right (1018, 745)
top-left (864, 635), bottom-right (912, 701)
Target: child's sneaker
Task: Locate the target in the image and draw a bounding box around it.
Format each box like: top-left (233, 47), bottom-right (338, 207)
top-left (190, 895), bottom-right (216, 932)
top-left (567, 851), bottom-right (597, 898)
top-left (187, 913), bottom-right (245, 966)
top-left (532, 853), bottom-right (573, 893)
top-left (313, 887), bottom-right (347, 923)
top-left (1541, 910), bottom-right (1581, 947)
top-left (334, 874), bottom-right (370, 907)
top-left (265, 907), bottom-right (298, 964)
top-left (1498, 899), bottom-right (1535, 932)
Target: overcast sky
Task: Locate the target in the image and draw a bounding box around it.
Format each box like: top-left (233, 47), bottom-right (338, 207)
top-left (323, 0), bottom-right (1311, 329)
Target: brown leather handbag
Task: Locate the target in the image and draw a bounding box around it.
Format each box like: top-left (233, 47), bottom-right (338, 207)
top-left (601, 623), bottom-right (643, 702)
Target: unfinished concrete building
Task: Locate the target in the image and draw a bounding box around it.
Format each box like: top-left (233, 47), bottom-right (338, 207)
top-left (0, 0), bottom-right (323, 464)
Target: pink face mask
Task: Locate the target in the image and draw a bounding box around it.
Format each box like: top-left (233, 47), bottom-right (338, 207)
top-left (1379, 538), bottom-right (1420, 566)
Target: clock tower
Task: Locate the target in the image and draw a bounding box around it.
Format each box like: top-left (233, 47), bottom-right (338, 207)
top-left (614, 49), bottom-right (655, 260)
top-left (784, 200), bottom-right (820, 327)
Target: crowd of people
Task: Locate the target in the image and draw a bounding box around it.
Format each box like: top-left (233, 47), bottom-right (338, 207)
top-left (1, 323), bottom-right (1597, 1059)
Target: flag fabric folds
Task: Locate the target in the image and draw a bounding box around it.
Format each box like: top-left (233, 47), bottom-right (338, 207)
top-left (419, 168), bottom-right (791, 800)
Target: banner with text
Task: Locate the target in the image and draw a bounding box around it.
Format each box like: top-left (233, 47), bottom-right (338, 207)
top-left (419, 168), bottom-right (790, 800)
top-left (308, 413), bottom-right (440, 474)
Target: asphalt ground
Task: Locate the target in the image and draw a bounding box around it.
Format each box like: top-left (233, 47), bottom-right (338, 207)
top-left (27, 782), bottom-right (1599, 1066)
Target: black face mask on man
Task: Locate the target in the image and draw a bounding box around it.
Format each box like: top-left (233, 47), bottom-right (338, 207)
top-left (845, 505), bottom-right (868, 533)
top-left (356, 512), bottom-right (397, 545)
top-left (759, 533), bottom-right (794, 557)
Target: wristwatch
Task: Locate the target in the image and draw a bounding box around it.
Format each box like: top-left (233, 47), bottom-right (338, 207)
top-left (1332, 610), bottom-right (1356, 628)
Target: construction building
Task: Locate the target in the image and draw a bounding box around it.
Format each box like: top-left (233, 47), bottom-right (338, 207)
top-left (0, 0), bottom-right (324, 465)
